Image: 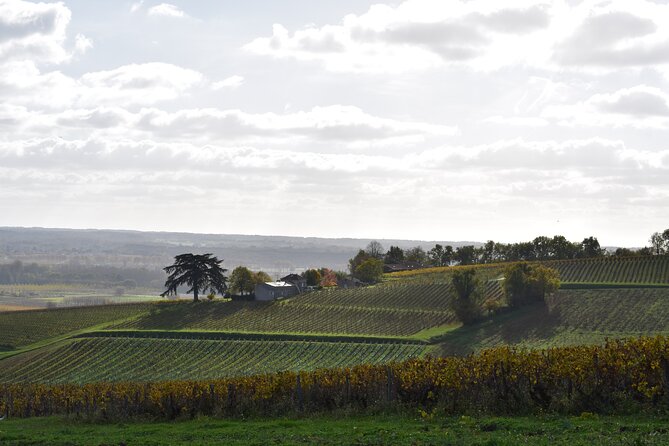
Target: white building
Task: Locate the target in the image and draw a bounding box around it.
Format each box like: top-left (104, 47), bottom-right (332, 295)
top-left (254, 281), bottom-right (299, 301)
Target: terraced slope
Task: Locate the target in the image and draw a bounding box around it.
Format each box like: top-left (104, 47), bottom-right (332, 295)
top-left (437, 287), bottom-right (669, 355)
top-left (0, 303), bottom-right (152, 349)
top-left (0, 336), bottom-right (429, 384)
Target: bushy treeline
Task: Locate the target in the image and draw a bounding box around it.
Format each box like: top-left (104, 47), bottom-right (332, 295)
top-left (353, 230), bottom-right (668, 272)
top-left (3, 336), bottom-right (669, 420)
top-left (0, 260), bottom-right (163, 288)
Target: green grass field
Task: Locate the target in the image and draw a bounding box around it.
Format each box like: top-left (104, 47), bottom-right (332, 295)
top-left (2, 413), bottom-right (669, 446)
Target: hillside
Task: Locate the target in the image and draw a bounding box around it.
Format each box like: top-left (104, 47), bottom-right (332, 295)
top-left (0, 255), bottom-right (667, 385)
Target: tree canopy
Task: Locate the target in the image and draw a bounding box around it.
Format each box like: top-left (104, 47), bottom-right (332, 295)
top-left (450, 269), bottom-right (481, 325)
top-left (354, 258), bottom-right (384, 283)
top-left (160, 253), bottom-right (228, 302)
top-left (230, 266), bottom-right (255, 295)
top-left (503, 262), bottom-right (560, 307)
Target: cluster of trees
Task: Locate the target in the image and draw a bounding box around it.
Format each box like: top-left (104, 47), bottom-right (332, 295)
top-left (433, 236), bottom-right (607, 266)
top-left (450, 262), bottom-right (561, 326)
top-left (351, 229), bottom-right (669, 276)
top-left (300, 268), bottom-right (340, 287)
top-left (649, 229), bottom-right (669, 255)
top-left (347, 244), bottom-right (385, 283)
top-left (228, 267), bottom-right (272, 296)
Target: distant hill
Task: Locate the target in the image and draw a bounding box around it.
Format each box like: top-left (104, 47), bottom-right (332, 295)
top-left (0, 226), bottom-right (479, 278)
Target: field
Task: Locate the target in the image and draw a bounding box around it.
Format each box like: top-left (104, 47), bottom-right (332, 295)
top-left (3, 413), bottom-right (668, 446)
top-left (437, 288), bottom-right (669, 355)
top-left (0, 283), bottom-right (161, 309)
top-left (1, 254), bottom-right (669, 397)
top-left (0, 303), bottom-right (152, 350)
top-left (389, 255), bottom-right (669, 286)
top-left (0, 335), bottom-right (429, 384)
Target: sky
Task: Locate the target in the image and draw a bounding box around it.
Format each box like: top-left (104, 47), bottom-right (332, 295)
top-left (1, 0), bottom-right (668, 246)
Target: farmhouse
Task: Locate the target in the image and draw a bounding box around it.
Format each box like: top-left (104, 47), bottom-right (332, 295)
top-left (280, 273), bottom-right (307, 292)
top-left (254, 281), bottom-right (299, 301)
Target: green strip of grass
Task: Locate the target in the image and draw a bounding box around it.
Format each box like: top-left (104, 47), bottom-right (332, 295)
top-left (2, 413), bottom-right (669, 446)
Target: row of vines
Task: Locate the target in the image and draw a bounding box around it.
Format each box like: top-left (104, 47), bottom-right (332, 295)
top-left (0, 337), bottom-right (428, 384)
top-left (0, 303), bottom-right (152, 349)
top-left (3, 336), bottom-right (669, 419)
top-left (547, 255), bottom-right (669, 284)
top-left (113, 299), bottom-right (455, 336)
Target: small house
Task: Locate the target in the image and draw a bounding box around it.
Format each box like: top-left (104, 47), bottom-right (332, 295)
top-left (254, 281), bottom-right (299, 301)
top-left (280, 273), bottom-right (307, 292)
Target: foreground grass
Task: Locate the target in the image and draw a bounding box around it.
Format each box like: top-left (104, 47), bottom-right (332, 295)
top-left (2, 413), bottom-right (669, 445)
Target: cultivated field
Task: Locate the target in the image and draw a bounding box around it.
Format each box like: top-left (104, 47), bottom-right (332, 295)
top-left (0, 303), bottom-right (152, 350)
top-left (1, 255), bottom-right (668, 390)
top-left (0, 335), bottom-right (428, 384)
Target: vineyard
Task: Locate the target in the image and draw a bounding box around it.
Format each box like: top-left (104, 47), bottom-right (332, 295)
top-left (0, 336), bottom-right (429, 384)
top-left (3, 336), bottom-right (669, 420)
top-left (111, 282), bottom-right (506, 336)
top-left (437, 288), bottom-right (669, 355)
top-left (546, 255), bottom-right (669, 284)
top-left (111, 301), bottom-right (453, 336)
top-left (0, 303), bottom-right (152, 349)
top-left (388, 255), bottom-right (669, 286)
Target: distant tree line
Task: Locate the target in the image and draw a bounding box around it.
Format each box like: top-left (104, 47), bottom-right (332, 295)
top-left (348, 229), bottom-right (669, 277)
top-left (0, 260), bottom-right (163, 288)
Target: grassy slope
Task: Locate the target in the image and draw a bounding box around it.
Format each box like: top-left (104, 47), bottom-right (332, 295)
top-left (3, 414), bottom-right (669, 446)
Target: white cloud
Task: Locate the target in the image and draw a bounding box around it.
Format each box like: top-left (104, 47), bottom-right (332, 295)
top-left (542, 86), bottom-right (669, 129)
top-left (130, 1), bottom-right (144, 13)
top-left (245, 0), bottom-right (669, 75)
top-left (147, 3), bottom-right (186, 18)
top-left (74, 33), bottom-right (93, 55)
top-left (212, 75), bottom-right (245, 90)
top-left (0, 62), bottom-right (204, 109)
top-left (0, 0), bottom-right (73, 64)
top-left (79, 62), bottom-right (203, 103)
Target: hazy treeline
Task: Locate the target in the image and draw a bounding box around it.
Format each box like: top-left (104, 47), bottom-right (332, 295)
top-left (0, 260), bottom-right (163, 288)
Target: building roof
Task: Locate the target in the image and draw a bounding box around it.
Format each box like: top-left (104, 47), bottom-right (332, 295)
top-left (280, 273), bottom-right (303, 282)
top-left (259, 281), bottom-right (296, 288)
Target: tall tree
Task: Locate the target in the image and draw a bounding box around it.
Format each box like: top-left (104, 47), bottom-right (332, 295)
top-left (405, 246), bottom-right (427, 264)
top-left (450, 269), bottom-right (481, 325)
top-left (650, 232), bottom-right (665, 255)
top-left (302, 268), bottom-right (322, 286)
top-left (427, 244), bottom-right (444, 266)
top-left (354, 258), bottom-right (384, 283)
top-left (348, 249), bottom-right (371, 274)
top-left (365, 241), bottom-right (385, 259)
top-left (503, 262), bottom-right (559, 307)
top-left (385, 245), bottom-right (405, 264)
top-left (230, 266), bottom-right (255, 295)
top-left (160, 253), bottom-right (228, 302)
top-left (455, 245), bottom-right (476, 265)
top-left (581, 236), bottom-right (603, 258)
